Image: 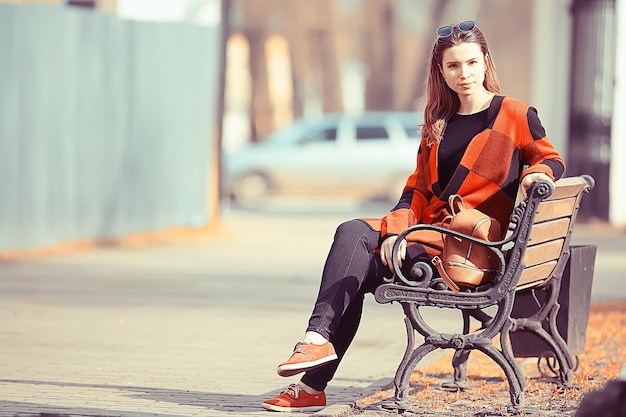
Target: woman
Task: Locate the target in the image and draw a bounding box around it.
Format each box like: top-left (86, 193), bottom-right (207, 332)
top-left (262, 20), bottom-right (565, 413)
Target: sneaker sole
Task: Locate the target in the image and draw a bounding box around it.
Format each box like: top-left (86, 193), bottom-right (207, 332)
top-left (262, 402), bottom-right (325, 412)
top-left (276, 354), bottom-right (338, 377)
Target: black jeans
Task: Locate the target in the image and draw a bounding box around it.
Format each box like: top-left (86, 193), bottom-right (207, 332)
top-left (300, 219), bottom-right (429, 391)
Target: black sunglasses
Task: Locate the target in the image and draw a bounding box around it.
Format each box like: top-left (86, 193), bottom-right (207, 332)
top-left (435, 20), bottom-right (476, 38)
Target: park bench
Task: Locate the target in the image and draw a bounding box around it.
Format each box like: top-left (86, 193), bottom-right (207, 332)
top-left (374, 175), bottom-right (595, 414)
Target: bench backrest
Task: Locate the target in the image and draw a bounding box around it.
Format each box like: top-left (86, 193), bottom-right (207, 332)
top-left (515, 176), bottom-right (593, 291)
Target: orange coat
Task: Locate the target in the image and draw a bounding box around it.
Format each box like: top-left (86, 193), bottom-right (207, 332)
top-left (363, 96), bottom-right (565, 256)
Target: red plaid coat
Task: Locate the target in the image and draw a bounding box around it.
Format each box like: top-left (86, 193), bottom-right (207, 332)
top-left (363, 96), bottom-right (565, 256)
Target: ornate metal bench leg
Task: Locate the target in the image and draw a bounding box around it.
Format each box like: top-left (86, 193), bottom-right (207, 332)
top-left (442, 310), bottom-right (482, 391)
top-left (390, 342), bottom-right (438, 413)
top-left (391, 387), bottom-right (413, 414)
top-left (501, 323), bottom-right (527, 392)
top-left (543, 304), bottom-right (577, 386)
top-left (383, 344), bottom-right (438, 413)
top-left (382, 316), bottom-right (417, 413)
top-left (442, 349), bottom-right (471, 391)
top-left (481, 344), bottom-right (526, 413)
top-left (518, 304), bottom-right (578, 387)
top-left (537, 350), bottom-right (578, 387)
top-left (534, 319), bottom-right (578, 387)
top-left (383, 306), bottom-right (439, 413)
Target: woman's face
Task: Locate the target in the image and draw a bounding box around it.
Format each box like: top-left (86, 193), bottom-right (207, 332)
top-left (439, 42), bottom-right (487, 98)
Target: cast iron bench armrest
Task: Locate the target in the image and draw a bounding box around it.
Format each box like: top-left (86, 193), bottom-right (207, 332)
top-left (378, 179), bottom-right (557, 307)
top-left (387, 222), bottom-right (508, 289)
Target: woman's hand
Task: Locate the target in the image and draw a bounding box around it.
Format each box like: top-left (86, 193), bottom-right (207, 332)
top-left (521, 172), bottom-right (554, 200)
top-left (380, 235), bottom-right (407, 271)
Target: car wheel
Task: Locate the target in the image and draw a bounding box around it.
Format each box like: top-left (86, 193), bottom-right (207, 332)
top-left (232, 172), bottom-right (272, 205)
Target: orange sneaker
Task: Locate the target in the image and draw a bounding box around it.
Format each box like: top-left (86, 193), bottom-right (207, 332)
top-left (262, 383), bottom-right (326, 412)
top-left (277, 341), bottom-right (338, 377)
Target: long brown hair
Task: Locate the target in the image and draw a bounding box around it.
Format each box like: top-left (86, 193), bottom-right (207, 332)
top-left (421, 24), bottom-right (501, 146)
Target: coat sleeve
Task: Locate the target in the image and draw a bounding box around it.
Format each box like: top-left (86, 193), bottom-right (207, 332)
top-left (380, 141), bottom-right (433, 239)
top-left (519, 107), bottom-right (566, 181)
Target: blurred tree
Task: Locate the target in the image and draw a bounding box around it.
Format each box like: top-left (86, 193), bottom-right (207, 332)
top-left (244, 25), bottom-right (271, 142)
top-left (401, 0), bottom-right (450, 109)
top-left (362, 0), bottom-right (394, 110)
top-left (223, 0), bottom-right (535, 144)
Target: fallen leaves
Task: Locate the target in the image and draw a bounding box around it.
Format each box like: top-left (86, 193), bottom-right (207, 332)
top-left (351, 301), bottom-right (626, 416)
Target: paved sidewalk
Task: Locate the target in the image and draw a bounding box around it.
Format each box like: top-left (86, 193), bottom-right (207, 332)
top-left (0, 205), bottom-right (451, 417)
top-left (0, 202), bottom-right (624, 417)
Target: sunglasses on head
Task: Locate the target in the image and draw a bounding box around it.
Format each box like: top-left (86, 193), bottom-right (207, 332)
top-left (435, 20), bottom-right (476, 38)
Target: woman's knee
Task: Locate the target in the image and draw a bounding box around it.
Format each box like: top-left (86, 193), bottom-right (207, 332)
top-left (335, 219), bottom-right (371, 238)
top-left (332, 219), bottom-right (380, 255)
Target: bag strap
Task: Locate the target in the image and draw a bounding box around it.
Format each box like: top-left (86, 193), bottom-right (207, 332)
top-left (432, 256), bottom-right (461, 292)
top-left (448, 194), bottom-right (465, 215)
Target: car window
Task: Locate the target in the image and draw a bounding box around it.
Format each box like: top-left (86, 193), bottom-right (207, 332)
top-left (355, 126), bottom-right (389, 141)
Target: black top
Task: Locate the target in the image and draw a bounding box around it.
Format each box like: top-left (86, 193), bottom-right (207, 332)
top-left (438, 108), bottom-right (489, 190)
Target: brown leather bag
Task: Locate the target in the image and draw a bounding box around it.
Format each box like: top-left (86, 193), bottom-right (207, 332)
top-left (432, 195), bottom-right (501, 292)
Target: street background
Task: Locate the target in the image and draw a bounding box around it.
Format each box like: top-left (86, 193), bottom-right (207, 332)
top-left (1, 199), bottom-right (624, 416)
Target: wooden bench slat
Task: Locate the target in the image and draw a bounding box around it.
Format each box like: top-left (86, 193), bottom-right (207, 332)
top-left (546, 177), bottom-right (590, 201)
top-left (517, 260), bottom-right (558, 289)
top-left (524, 238), bottom-right (564, 267)
top-left (528, 217), bottom-right (571, 245)
top-left (534, 198), bottom-right (577, 223)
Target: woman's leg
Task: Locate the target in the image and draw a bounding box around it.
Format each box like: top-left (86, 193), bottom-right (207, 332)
top-left (306, 219), bottom-right (385, 339)
top-left (276, 219), bottom-right (384, 380)
top-left (263, 221), bottom-right (437, 411)
top-left (300, 284), bottom-right (368, 391)
top-left (300, 229), bottom-right (434, 391)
